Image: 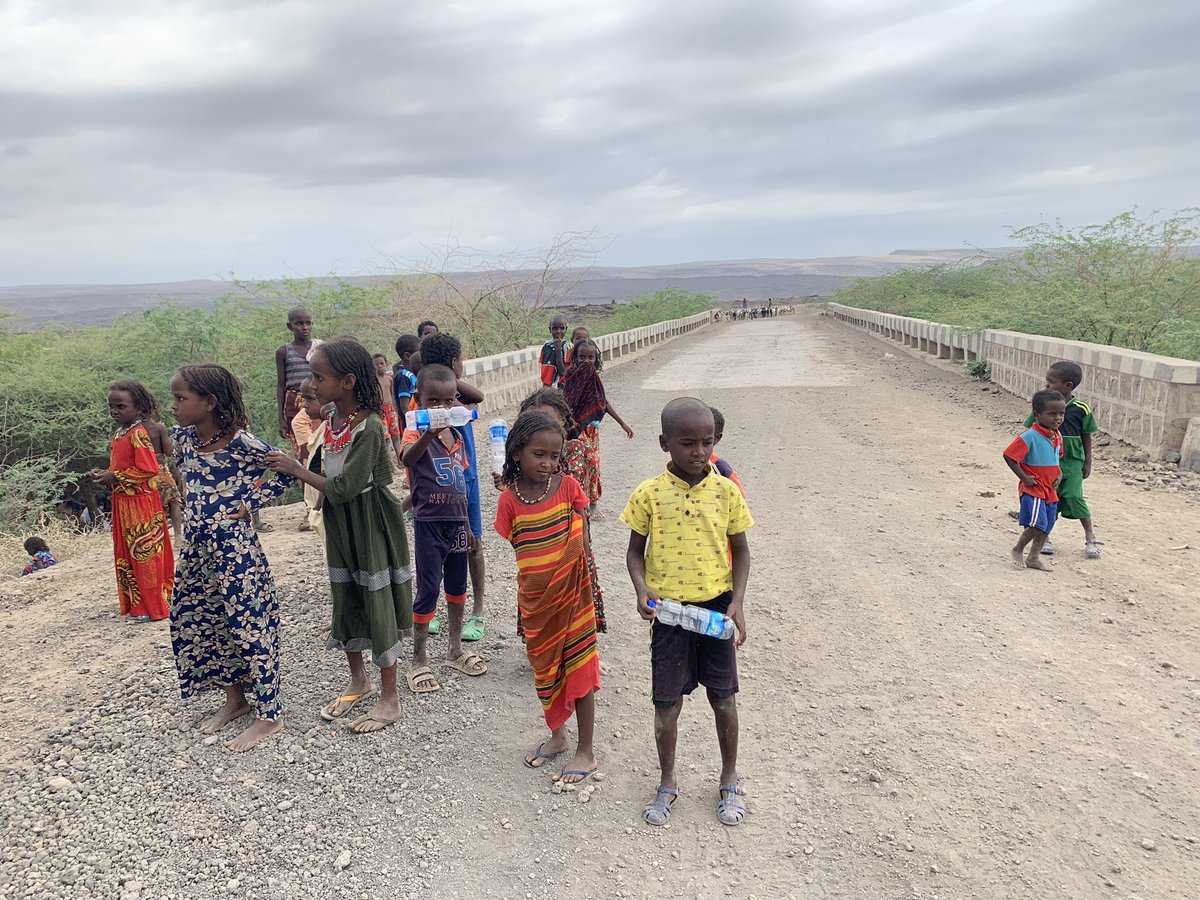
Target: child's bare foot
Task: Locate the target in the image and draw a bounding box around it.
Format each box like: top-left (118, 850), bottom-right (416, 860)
top-left (554, 749), bottom-right (598, 784)
top-left (1025, 555), bottom-right (1051, 572)
top-left (198, 699), bottom-right (252, 734)
top-left (599, 659), bottom-right (610, 676)
top-left (225, 717), bottom-right (283, 752)
top-left (1010, 549), bottom-right (1025, 569)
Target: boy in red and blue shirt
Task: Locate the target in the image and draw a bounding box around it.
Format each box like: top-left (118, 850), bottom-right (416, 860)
top-left (1003, 390), bottom-right (1066, 571)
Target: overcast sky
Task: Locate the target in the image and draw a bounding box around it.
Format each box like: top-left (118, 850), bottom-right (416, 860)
top-left (1, 0), bottom-right (1196, 284)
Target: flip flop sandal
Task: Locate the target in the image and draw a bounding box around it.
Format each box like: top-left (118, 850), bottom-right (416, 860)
top-left (445, 652), bottom-right (488, 676)
top-left (426, 617), bottom-right (441, 635)
top-left (461, 615), bottom-right (486, 642)
top-left (1085, 540), bottom-right (1104, 559)
top-left (347, 712), bottom-right (400, 734)
top-left (1040, 540), bottom-right (1055, 555)
top-left (320, 688), bottom-right (377, 721)
top-left (717, 780), bottom-right (747, 826)
top-left (406, 666), bottom-right (441, 694)
top-left (133, 615), bottom-right (151, 623)
top-left (255, 522), bottom-right (275, 533)
top-left (643, 786), bottom-right (679, 826)
top-left (555, 767), bottom-right (599, 785)
top-left (523, 742), bottom-right (565, 769)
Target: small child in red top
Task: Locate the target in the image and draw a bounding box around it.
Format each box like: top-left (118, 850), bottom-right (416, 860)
top-left (708, 407), bottom-right (745, 497)
top-left (1003, 390), bottom-right (1065, 571)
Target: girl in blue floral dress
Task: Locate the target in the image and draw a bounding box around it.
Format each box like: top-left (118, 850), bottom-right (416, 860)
top-left (168, 364), bottom-right (291, 753)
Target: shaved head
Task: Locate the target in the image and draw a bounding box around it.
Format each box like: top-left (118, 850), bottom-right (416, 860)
top-left (660, 397), bottom-right (714, 437)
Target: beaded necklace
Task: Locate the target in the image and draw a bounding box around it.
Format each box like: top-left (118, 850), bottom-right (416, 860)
top-left (323, 407), bottom-right (361, 455)
top-left (514, 477), bottom-right (553, 505)
top-left (113, 419), bottom-right (143, 441)
top-left (193, 427), bottom-right (230, 451)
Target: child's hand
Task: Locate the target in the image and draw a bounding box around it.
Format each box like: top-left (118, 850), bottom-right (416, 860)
top-left (228, 502), bottom-right (252, 522)
top-left (637, 592), bottom-right (659, 621)
top-left (727, 602), bottom-right (747, 648)
top-left (622, 423), bottom-right (634, 439)
top-left (467, 532), bottom-right (477, 553)
top-left (91, 469), bottom-right (116, 488)
top-left (1020, 474), bottom-right (1037, 488)
top-left (491, 472), bottom-right (504, 491)
top-left (266, 450), bottom-right (301, 475)
top-left (1083, 459), bottom-right (1092, 479)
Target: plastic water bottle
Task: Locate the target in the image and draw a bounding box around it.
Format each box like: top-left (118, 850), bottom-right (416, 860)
top-left (488, 418), bottom-right (508, 474)
top-left (405, 406), bottom-right (478, 432)
top-left (647, 598), bottom-right (734, 640)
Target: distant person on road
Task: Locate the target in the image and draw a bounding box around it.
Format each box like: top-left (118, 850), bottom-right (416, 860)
top-left (373, 353), bottom-right (402, 462)
top-left (1004, 389), bottom-right (1065, 571)
top-left (168, 364), bottom-right (292, 752)
top-left (267, 340), bottom-right (414, 734)
top-left (1023, 361), bottom-right (1102, 560)
top-left (561, 337), bottom-right (634, 518)
top-left (420, 332), bottom-right (488, 641)
top-left (393, 334), bottom-right (420, 413)
top-left (494, 410), bottom-right (601, 783)
top-left (539, 316), bottom-right (571, 386)
top-left (275, 307), bottom-right (322, 451)
top-left (621, 398), bottom-right (752, 828)
top-left (21, 537), bottom-right (58, 576)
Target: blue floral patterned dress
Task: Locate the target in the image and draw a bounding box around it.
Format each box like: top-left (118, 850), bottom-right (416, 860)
top-left (169, 428), bottom-right (291, 720)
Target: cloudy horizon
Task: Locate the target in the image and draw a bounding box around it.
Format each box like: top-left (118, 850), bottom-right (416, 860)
top-left (1, 0), bottom-right (1197, 286)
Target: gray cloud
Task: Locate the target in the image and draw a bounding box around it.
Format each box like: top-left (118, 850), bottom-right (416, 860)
top-left (0, 0), bottom-right (1196, 282)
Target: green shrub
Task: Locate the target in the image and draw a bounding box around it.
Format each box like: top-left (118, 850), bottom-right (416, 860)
top-left (964, 359), bottom-right (992, 381)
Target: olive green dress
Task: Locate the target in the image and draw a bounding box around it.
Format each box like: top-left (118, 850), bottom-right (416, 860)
top-left (312, 414), bottom-right (413, 668)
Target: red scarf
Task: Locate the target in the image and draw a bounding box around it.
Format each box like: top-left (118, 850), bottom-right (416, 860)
top-left (561, 364), bottom-right (606, 432)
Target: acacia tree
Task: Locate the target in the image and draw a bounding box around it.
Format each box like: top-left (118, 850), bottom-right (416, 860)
top-left (1004, 209), bottom-right (1200, 358)
top-left (390, 231), bottom-right (603, 357)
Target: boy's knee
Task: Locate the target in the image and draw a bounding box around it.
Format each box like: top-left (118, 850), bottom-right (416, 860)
top-left (706, 688), bottom-right (737, 710)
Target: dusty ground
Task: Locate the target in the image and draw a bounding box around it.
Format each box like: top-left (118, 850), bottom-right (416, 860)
top-left (2, 309), bottom-right (1199, 899)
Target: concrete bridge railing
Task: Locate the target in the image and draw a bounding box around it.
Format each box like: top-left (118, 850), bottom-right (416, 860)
top-left (827, 302), bottom-right (1200, 470)
top-left (462, 310), bottom-right (715, 417)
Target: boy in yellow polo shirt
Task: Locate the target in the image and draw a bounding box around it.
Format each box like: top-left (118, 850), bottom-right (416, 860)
top-left (620, 397), bottom-right (753, 828)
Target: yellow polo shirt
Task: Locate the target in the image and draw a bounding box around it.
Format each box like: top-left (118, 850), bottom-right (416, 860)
top-left (620, 466), bottom-right (753, 603)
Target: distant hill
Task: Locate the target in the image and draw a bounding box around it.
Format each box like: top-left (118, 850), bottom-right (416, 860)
top-left (0, 249), bottom-right (1012, 329)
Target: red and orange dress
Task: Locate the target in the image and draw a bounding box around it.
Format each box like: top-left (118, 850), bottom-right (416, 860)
top-left (108, 424), bottom-right (174, 620)
top-left (494, 475), bottom-right (600, 731)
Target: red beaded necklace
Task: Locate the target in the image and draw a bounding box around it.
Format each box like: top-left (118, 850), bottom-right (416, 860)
top-left (323, 407), bottom-right (361, 454)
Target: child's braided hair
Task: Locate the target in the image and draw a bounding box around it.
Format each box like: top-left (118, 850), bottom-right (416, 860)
top-left (108, 379), bottom-right (159, 419)
top-left (519, 387), bottom-right (578, 437)
top-left (314, 339), bottom-right (384, 416)
top-left (176, 364), bottom-right (249, 431)
top-left (500, 410), bottom-right (565, 487)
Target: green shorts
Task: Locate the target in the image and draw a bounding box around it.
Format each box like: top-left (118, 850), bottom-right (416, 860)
top-left (1056, 466), bottom-right (1091, 520)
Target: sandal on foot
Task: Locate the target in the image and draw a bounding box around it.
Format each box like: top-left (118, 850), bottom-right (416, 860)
top-left (555, 767), bottom-right (598, 784)
top-left (320, 688), bottom-right (377, 721)
top-left (445, 651), bottom-right (487, 676)
top-left (1085, 540), bottom-right (1104, 559)
top-left (133, 615), bottom-right (151, 623)
top-left (1040, 540), bottom-right (1055, 555)
top-left (347, 712), bottom-right (400, 734)
top-left (717, 780), bottom-right (747, 826)
top-left (524, 742), bottom-right (565, 769)
top-left (426, 617), bottom-right (441, 635)
top-left (461, 615), bottom-right (486, 642)
top-left (406, 666), bottom-right (441, 694)
top-left (643, 786), bottom-right (679, 826)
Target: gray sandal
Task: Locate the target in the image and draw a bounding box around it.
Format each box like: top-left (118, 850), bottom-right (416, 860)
top-left (643, 786), bottom-right (678, 826)
top-left (717, 780), bottom-right (746, 826)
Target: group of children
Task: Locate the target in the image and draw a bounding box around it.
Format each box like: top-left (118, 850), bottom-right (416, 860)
top-left (1004, 360), bottom-right (1102, 570)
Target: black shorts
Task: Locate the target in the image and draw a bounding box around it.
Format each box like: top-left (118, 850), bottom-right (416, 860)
top-left (413, 519), bottom-right (469, 622)
top-left (651, 592), bottom-right (738, 707)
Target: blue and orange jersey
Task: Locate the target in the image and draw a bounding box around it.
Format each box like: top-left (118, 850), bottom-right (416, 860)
top-left (1003, 423), bottom-right (1063, 501)
top-left (710, 453), bottom-right (746, 497)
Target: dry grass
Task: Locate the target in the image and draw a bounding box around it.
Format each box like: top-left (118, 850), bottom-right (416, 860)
top-left (0, 518), bottom-right (108, 581)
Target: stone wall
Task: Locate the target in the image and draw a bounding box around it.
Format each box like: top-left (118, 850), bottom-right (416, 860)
top-left (462, 310), bottom-right (714, 417)
top-left (827, 303), bottom-right (1200, 468)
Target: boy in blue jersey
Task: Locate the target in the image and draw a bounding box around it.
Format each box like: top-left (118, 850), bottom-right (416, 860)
top-left (420, 332), bottom-right (488, 641)
top-left (393, 334), bottom-right (420, 412)
top-left (1004, 390), bottom-right (1066, 571)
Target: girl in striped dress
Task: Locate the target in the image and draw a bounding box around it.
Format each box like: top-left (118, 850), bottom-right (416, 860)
top-left (494, 411), bottom-right (600, 783)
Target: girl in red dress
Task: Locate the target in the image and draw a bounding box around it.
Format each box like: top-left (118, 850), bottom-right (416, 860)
top-left (92, 380), bottom-right (174, 622)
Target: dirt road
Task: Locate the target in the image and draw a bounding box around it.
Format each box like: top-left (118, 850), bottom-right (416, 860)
top-left (2, 310), bottom-right (1198, 899)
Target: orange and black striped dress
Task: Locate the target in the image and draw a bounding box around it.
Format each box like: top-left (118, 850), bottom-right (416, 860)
top-left (494, 475), bottom-right (600, 731)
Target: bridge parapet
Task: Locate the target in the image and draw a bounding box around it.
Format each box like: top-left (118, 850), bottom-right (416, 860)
top-left (827, 303), bottom-right (1200, 468)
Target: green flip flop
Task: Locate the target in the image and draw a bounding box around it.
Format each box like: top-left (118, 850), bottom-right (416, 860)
top-left (427, 617), bottom-right (440, 635)
top-left (461, 615), bottom-right (486, 642)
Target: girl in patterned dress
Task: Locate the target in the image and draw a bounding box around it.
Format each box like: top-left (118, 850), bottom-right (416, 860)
top-left (267, 339), bottom-right (414, 734)
top-left (559, 338), bottom-right (634, 517)
top-left (91, 380), bottom-right (174, 622)
top-left (495, 411), bottom-right (600, 782)
top-left (168, 364), bottom-right (292, 753)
